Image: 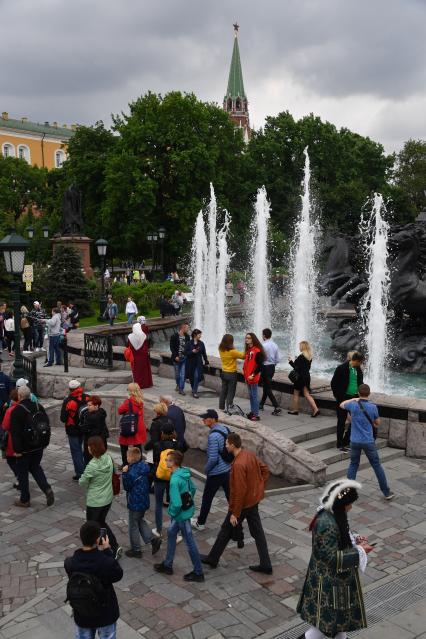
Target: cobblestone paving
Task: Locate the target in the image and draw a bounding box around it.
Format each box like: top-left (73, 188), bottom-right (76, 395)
top-left (1, 416), bottom-right (426, 638)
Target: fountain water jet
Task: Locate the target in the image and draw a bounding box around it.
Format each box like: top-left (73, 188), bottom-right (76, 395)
top-left (248, 186), bottom-right (271, 335)
top-left (360, 194), bottom-right (390, 392)
top-left (288, 148), bottom-right (321, 356)
top-left (191, 184), bottom-right (231, 352)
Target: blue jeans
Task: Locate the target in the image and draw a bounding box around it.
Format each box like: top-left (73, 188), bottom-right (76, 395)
top-left (248, 384), bottom-right (259, 416)
top-left (127, 313), bottom-right (135, 325)
top-left (48, 334), bottom-right (61, 364)
top-left (75, 623), bottom-right (116, 639)
top-left (68, 435), bottom-right (85, 478)
top-left (164, 518), bottom-right (203, 575)
top-left (173, 358), bottom-right (186, 391)
top-left (128, 510), bottom-right (153, 552)
top-left (191, 365), bottom-right (201, 393)
top-left (347, 442), bottom-right (391, 496)
top-left (154, 480), bottom-right (168, 533)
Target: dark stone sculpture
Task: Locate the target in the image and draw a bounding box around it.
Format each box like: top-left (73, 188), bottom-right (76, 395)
top-left (389, 225), bottom-right (426, 319)
top-left (61, 185), bottom-right (84, 236)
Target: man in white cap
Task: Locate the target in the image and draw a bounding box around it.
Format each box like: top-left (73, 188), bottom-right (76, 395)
top-left (16, 378), bottom-right (38, 403)
top-left (60, 380), bottom-right (88, 480)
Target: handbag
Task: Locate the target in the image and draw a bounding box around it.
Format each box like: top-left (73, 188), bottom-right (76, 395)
top-left (288, 369), bottom-right (299, 385)
top-left (112, 470), bottom-right (121, 496)
top-left (119, 400), bottom-right (138, 437)
top-left (124, 346), bottom-right (134, 365)
top-left (359, 400), bottom-right (378, 440)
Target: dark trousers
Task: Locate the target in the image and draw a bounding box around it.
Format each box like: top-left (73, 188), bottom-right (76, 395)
top-left (15, 450), bottom-right (50, 504)
top-left (48, 335), bottom-right (61, 364)
top-left (33, 325), bottom-right (44, 348)
top-left (22, 327), bottom-right (32, 351)
top-left (219, 372), bottom-right (237, 410)
top-left (208, 504), bottom-right (271, 568)
top-left (6, 456), bottom-right (19, 481)
top-left (120, 443), bottom-right (142, 467)
top-left (336, 394), bottom-right (356, 447)
top-left (86, 504), bottom-right (118, 554)
top-left (5, 330), bottom-right (15, 353)
top-left (198, 472), bottom-right (230, 525)
top-left (260, 364), bottom-right (278, 408)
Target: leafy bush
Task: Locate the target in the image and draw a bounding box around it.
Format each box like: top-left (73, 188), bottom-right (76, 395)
top-left (110, 281), bottom-right (189, 314)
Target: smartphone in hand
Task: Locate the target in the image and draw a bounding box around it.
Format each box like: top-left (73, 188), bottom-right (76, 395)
top-left (99, 528), bottom-right (107, 543)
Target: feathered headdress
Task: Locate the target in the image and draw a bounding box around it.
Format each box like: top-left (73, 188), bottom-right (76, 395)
top-left (320, 479), bottom-right (361, 512)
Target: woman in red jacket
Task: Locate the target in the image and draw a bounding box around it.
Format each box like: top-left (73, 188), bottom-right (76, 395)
top-left (117, 382), bottom-right (147, 466)
top-left (243, 333), bottom-right (265, 422)
top-left (2, 389), bottom-right (20, 488)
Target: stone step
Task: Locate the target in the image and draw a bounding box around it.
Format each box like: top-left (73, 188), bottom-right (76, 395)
top-left (325, 446), bottom-right (405, 480)
top-left (298, 433), bottom-right (388, 457)
top-left (290, 422), bottom-right (336, 443)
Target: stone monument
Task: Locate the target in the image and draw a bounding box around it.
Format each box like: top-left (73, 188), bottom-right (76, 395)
top-left (52, 184), bottom-right (93, 277)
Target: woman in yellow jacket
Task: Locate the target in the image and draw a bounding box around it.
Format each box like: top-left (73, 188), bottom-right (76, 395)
top-left (218, 334), bottom-right (245, 413)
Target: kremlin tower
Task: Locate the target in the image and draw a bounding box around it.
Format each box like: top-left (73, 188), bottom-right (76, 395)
top-left (223, 23), bottom-right (250, 142)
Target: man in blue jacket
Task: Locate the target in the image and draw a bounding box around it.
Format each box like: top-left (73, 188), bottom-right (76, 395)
top-left (191, 409), bottom-right (231, 531)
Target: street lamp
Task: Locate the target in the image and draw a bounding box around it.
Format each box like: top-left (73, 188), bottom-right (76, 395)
top-left (26, 225), bottom-right (34, 239)
top-left (158, 226), bottom-right (166, 274)
top-left (95, 238), bottom-right (108, 320)
top-left (42, 226), bottom-right (49, 239)
top-left (0, 229), bottom-right (30, 381)
top-left (146, 232), bottom-right (158, 274)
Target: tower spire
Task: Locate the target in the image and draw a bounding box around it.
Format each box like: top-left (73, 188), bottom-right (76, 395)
top-left (223, 23), bottom-right (250, 141)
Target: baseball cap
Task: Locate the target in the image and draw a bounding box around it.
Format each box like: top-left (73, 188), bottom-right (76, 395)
top-left (69, 379), bottom-right (82, 390)
top-left (16, 378), bottom-right (29, 388)
top-left (200, 409), bottom-right (219, 420)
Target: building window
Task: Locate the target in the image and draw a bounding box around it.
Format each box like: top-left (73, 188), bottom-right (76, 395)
top-left (227, 98), bottom-right (232, 111)
top-left (18, 145), bottom-right (31, 163)
top-left (55, 149), bottom-right (66, 168)
top-left (2, 143), bottom-right (15, 158)
top-left (236, 98), bottom-right (241, 111)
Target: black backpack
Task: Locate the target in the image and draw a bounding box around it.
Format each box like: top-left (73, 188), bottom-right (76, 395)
top-left (119, 400), bottom-right (138, 438)
top-left (212, 427), bottom-right (234, 464)
top-left (21, 402), bottom-right (51, 451)
top-left (65, 571), bottom-right (107, 618)
top-left (61, 393), bottom-right (88, 428)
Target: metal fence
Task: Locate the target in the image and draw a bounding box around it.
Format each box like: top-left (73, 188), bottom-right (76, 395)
top-left (84, 333), bottom-right (113, 370)
top-left (22, 354), bottom-right (37, 395)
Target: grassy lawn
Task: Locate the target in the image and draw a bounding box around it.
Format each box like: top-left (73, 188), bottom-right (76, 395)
top-left (78, 309), bottom-right (160, 328)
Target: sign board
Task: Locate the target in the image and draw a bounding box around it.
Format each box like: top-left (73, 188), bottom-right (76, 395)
top-left (22, 265), bottom-right (34, 283)
top-left (25, 281), bottom-right (32, 291)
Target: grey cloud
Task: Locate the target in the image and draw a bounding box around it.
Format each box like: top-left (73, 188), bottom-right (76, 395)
top-left (1, 0), bottom-right (425, 151)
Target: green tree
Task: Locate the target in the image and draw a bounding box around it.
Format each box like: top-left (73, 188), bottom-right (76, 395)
top-left (393, 139), bottom-right (426, 218)
top-left (0, 156), bottom-right (50, 230)
top-left (32, 245), bottom-right (92, 316)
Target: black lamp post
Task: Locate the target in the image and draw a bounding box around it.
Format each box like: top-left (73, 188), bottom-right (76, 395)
top-left (146, 232), bottom-right (158, 275)
top-left (26, 225), bottom-right (34, 239)
top-left (95, 238), bottom-right (108, 320)
top-left (42, 226), bottom-right (49, 239)
top-left (158, 226), bottom-right (166, 275)
top-left (0, 229), bottom-right (30, 382)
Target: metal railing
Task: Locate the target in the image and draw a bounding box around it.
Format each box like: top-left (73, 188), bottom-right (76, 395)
top-left (84, 333), bottom-right (113, 370)
top-left (22, 354), bottom-right (37, 395)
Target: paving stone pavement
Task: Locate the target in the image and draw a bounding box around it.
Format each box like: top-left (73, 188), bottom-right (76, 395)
top-left (1, 391), bottom-right (426, 638)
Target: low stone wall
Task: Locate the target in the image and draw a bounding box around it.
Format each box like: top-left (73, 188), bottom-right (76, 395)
top-left (94, 388), bottom-right (327, 486)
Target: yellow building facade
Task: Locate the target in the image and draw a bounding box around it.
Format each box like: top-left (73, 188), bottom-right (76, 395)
top-left (0, 111), bottom-right (74, 169)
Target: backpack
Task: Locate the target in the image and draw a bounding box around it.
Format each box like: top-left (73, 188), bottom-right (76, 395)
top-left (65, 571), bottom-right (107, 618)
top-left (119, 400), bottom-right (138, 438)
top-left (21, 316), bottom-right (30, 330)
top-left (61, 393), bottom-right (88, 428)
top-left (212, 427), bottom-right (234, 464)
top-left (156, 448), bottom-right (173, 480)
top-left (78, 405), bottom-right (90, 431)
top-left (21, 402), bottom-right (51, 451)
top-left (226, 403), bottom-right (245, 417)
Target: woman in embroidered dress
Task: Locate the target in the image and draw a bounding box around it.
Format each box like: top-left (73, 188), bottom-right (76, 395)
top-left (296, 479), bottom-right (373, 639)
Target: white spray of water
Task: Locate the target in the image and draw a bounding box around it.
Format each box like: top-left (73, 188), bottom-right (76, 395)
top-left (191, 184), bottom-right (231, 352)
top-left (360, 194), bottom-right (390, 392)
top-left (248, 186), bottom-right (271, 336)
top-left (288, 148), bottom-right (321, 356)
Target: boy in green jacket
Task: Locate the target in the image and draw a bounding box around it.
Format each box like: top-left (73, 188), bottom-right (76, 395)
top-left (154, 450), bottom-right (204, 582)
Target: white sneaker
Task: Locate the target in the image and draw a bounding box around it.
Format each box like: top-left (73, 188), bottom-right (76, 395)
top-left (23, 350), bottom-right (32, 354)
top-left (191, 518), bottom-right (205, 531)
top-left (151, 528), bottom-right (162, 538)
top-left (40, 347), bottom-right (47, 352)
top-left (35, 348), bottom-right (40, 352)
top-left (176, 534), bottom-right (183, 544)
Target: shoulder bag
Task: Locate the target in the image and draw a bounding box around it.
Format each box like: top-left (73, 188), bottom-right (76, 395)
top-left (358, 401), bottom-right (378, 440)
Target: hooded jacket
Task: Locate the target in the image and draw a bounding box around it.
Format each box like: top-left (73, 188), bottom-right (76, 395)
top-left (60, 388), bottom-right (89, 437)
top-left (64, 547), bottom-right (123, 629)
top-left (122, 460), bottom-right (150, 511)
top-left (79, 453), bottom-right (113, 507)
top-left (168, 466), bottom-right (196, 522)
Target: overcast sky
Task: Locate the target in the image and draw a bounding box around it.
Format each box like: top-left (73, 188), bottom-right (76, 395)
top-left (1, 0), bottom-right (425, 152)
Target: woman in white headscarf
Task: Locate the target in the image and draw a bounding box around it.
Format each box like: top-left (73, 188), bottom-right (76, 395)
top-left (127, 319), bottom-right (153, 388)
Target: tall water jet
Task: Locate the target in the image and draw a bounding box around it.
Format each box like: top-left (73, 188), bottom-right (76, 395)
top-left (248, 186), bottom-right (272, 335)
top-left (191, 184), bottom-right (231, 352)
top-left (288, 148), bottom-right (321, 356)
top-left (360, 194), bottom-right (390, 392)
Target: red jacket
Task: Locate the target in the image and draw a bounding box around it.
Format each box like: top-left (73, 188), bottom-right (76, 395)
top-left (117, 398), bottom-right (147, 446)
top-left (60, 388), bottom-right (88, 437)
top-left (243, 347), bottom-right (262, 384)
top-left (2, 402), bottom-right (18, 457)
